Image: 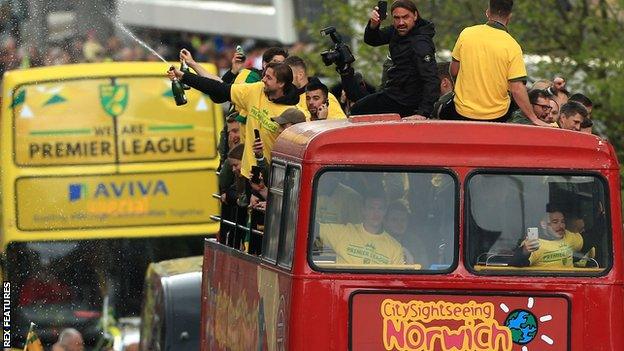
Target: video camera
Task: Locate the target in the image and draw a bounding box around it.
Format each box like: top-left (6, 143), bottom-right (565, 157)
top-left (320, 27), bottom-right (355, 71)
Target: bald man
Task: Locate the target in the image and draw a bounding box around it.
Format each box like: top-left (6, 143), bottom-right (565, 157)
top-left (57, 328), bottom-right (84, 351)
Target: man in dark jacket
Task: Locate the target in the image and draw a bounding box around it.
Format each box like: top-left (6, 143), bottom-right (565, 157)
top-left (349, 0), bottom-right (439, 118)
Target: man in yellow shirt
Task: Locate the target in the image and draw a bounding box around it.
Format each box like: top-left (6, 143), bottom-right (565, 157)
top-left (284, 55), bottom-right (346, 120)
top-left (443, 0), bottom-right (549, 126)
top-left (168, 61), bottom-right (302, 179)
top-left (305, 80), bottom-right (343, 121)
top-left (518, 206), bottom-right (591, 268)
top-left (317, 192), bottom-right (405, 266)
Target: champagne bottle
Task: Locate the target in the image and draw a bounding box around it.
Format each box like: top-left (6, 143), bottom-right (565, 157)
top-left (170, 67), bottom-right (188, 106)
top-left (180, 60), bottom-right (191, 90)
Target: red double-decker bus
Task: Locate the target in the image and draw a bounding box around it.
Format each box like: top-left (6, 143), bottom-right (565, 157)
top-left (201, 115), bottom-right (623, 351)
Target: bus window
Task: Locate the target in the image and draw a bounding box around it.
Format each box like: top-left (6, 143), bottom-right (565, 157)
top-left (467, 174), bottom-right (610, 274)
top-left (310, 170), bottom-right (456, 271)
top-left (263, 163), bottom-right (286, 262)
top-left (277, 167), bottom-right (301, 268)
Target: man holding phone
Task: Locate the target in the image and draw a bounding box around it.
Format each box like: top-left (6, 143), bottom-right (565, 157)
top-left (305, 80), bottom-right (331, 121)
top-left (285, 56), bottom-right (346, 120)
top-left (514, 205), bottom-right (597, 268)
top-left (350, 0), bottom-right (439, 118)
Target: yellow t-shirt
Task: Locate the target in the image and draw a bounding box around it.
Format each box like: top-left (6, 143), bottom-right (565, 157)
top-left (297, 92), bottom-right (346, 121)
top-left (230, 82), bottom-right (300, 178)
top-left (529, 230), bottom-right (583, 267)
top-left (231, 69), bottom-right (262, 141)
top-left (319, 223), bottom-right (404, 265)
top-left (233, 69), bottom-right (262, 85)
top-left (452, 23), bottom-right (527, 120)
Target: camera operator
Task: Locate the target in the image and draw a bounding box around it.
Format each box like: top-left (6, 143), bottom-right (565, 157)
top-left (349, 0), bottom-right (439, 118)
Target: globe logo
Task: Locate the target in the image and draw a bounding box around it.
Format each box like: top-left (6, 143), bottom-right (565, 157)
top-left (504, 309), bottom-right (538, 345)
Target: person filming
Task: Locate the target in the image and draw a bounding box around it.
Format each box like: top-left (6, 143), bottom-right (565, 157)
top-left (349, 0), bottom-right (439, 118)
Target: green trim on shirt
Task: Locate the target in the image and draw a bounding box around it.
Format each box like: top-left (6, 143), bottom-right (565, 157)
top-left (509, 76), bottom-right (527, 83)
top-left (486, 21), bottom-right (508, 32)
top-left (245, 70), bottom-right (261, 83)
top-left (235, 114), bottom-right (247, 124)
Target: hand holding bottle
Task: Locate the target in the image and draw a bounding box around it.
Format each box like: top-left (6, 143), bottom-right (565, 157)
top-left (168, 66), bottom-right (188, 106)
top-left (179, 49), bottom-right (196, 66)
top-left (167, 66), bottom-right (184, 81)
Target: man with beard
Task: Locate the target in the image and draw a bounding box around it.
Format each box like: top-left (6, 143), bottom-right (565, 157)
top-left (516, 204), bottom-right (594, 268)
top-left (284, 55), bottom-right (346, 120)
top-left (349, 0), bottom-right (439, 118)
top-left (168, 61), bottom-right (302, 179)
top-left (305, 80), bottom-right (334, 121)
top-left (507, 89), bottom-right (552, 125)
top-left (180, 47), bottom-right (288, 165)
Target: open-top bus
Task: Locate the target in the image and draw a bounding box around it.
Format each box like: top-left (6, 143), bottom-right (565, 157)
top-left (0, 62), bottom-right (222, 349)
top-left (201, 115), bottom-right (622, 351)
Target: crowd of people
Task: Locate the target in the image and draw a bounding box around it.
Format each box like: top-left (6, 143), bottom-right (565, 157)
top-left (2, 0), bottom-right (599, 265)
top-left (0, 24), bottom-right (308, 80)
top-left (164, 0), bottom-right (598, 260)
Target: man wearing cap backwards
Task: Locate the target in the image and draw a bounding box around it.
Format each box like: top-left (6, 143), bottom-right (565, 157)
top-left (271, 108), bottom-right (307, 132)
top-left (168, 61), bottom-right (303, 179)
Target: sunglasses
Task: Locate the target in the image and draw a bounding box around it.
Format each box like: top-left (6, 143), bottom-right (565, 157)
top-left (532, 103), bottom-right (553, 111)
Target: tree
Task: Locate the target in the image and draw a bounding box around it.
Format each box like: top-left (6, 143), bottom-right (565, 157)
top-left (301, 0), bottom-right (624, 177)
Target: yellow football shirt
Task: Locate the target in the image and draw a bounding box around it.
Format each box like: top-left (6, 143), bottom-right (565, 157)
top-left (529, 230), bottom-right (583, 267)
top-left (297, 91), bottom-right (346, 120)
top-left (452, 23), bottom-right (527, 120)
top-left (319, 223), bottom-right (405, 265)
top-left (231, 68), bottom-right (262, 140)
top-left (230, 82), bottom-right (300, 179)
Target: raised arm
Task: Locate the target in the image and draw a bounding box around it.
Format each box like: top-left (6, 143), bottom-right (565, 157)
top-left (450, 59), bottom-right (460, 82)
top-left (168, 68), bottom-right (232, 103)
top-left (364, 6), bottom-right (393, 46)
top-left (179, 49), bottom-right (223, 82)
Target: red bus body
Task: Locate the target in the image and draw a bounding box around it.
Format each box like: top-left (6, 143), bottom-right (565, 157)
top-left (201, 117), bottom-right (623, 351)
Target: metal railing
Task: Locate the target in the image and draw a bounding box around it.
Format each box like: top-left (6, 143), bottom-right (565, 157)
top-left (211, 192), bottom-right (264, 253)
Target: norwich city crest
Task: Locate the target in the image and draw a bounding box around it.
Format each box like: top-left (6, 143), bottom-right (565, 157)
top-left (99, 83), bottom-right (129, 117)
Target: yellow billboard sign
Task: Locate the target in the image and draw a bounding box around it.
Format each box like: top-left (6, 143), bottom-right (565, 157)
top-left (13, 77), bottom-right (217, 166)
top-left (16, 170), bottom-right (218, 230)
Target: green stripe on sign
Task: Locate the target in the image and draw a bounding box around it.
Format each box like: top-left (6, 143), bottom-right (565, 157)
top-left (148, 125), bottom-right (194, 131)
top-left (30, 129), bottom-right (92, 136)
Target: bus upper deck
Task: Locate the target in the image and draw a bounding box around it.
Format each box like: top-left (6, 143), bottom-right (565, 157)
top-left (201, 115), bottom-right (623, 351)
top-left (0, 62), bottom-right (222, 348)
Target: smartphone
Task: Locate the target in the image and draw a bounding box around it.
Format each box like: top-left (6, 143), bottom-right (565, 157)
top-left (236, 45), bottom-right (246, 62)
top-left (251, 166), bottom-right (262, 184)
top-left (254, 129), bottom-right (261, 140)
top-left (377, 1), bottom-right (388, 21)
top-left (527, 227), bottom-right (539, 241)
